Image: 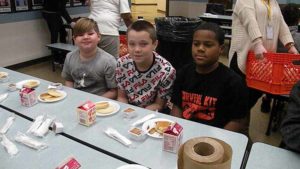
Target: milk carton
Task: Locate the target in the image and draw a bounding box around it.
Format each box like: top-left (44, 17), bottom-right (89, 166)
top-left (77, 101), bottom-right (96, 126)
top-left (19, 88), bottom-right (37, 107)
top-left (56, 157), bottom-right (81, 169)
top-left (163, 122), bottom-right (183, 153)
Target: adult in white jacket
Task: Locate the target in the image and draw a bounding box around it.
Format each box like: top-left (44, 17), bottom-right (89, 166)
top-left (229, 0), bottom-right (298, 110)
top-left (229, 0), bottom-right (298, 135)
top-left (88, 0), bottom-right (133, 59)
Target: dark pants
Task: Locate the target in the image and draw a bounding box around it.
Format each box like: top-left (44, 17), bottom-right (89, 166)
top-left (42, 12), bottom-right (67, 44)
top-left (230, 53), bottom-right (261, 147)
top-left (42, 12), bottom-right (68, 64)
top-left (230, 53), bottom-right (263, 110)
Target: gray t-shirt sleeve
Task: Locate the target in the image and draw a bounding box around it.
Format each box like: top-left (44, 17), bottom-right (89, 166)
top-left (61, 53), bottom-right (73, 81)
top-left (104, 57), bottom-right (117, 89)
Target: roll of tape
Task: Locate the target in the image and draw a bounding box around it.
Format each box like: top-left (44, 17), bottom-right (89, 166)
top-left (178, 137), bottom-right (232, 169)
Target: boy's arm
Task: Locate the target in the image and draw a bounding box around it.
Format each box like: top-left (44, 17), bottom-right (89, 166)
top-left (65, 80), bottom-right (74, 88)
top-left (101, 88), bottom-right (117, 100)
top-left (224, 118), bottom-right (247, 132)
top-left (117, 89), bottom-right (128, 104)
top-left (171, 105), bottom-right (183, 118)
top-left (145, 97), bottom-right (166, 112)
top-left (281, 81), bottom-right (300, 152)
top-left (223, 73), bottom-right (249, 133)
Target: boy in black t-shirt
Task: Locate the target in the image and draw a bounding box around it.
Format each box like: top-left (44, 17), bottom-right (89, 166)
top-left (171, 22), bottom-right (248, 132)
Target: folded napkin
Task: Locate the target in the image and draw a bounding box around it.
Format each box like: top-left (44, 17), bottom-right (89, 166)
top-left (104, 128), bottom-right (132, 146)
top-left (15, 132), bottom-right (48, 150)
top-left (34, 117), bottom-right (54, 137)
top-left (1, 135), bottom-right (19, 156)
top-left (0, 116), bottom-right (15, 134)
top-left (0, 93), bottom-right (8, 102)
top-left (27, 115), bottom-right (44, 134)
top-left (131, 113), bottom-right (156, 127)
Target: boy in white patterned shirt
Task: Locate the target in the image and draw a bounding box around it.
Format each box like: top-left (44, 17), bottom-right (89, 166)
top-left (116, 20), bottom-right (176, 111)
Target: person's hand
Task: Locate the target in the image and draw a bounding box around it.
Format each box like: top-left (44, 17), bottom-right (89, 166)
top-left (288, 46), bottom-right (299, 54)
top-left (254, 41), bottom-right (267, 59)
top-left (70, 22), bottom-right (76, 28)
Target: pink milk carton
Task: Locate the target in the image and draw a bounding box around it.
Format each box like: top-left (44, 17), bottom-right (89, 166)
top-left (77, 101), bottom-right (96, 126)
top-left (56, 157), bottom-right (81, 169)
top-left (163, 122), bottom-right (183, 153)
top-left (19, 88), bottom-right (37, 107)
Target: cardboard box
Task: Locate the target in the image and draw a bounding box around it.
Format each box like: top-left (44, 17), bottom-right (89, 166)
top-left (77, 101), bottom-right (96, 126)
top-left (163, 122), bottom-right (183, 153)
top-left (19, 88), bottom-right (37, 107)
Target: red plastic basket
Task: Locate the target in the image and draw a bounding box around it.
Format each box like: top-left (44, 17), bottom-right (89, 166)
top-left (119, 35), bottom-right (128, 57)
top-left (246, 52), bottom-right (300, 95)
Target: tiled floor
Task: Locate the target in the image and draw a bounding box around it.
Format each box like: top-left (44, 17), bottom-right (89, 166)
top-left (14, 4), bottom-right (282, 147)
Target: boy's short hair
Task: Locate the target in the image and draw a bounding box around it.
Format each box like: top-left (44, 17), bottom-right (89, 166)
top-left (282, 3), bottom-right (300, 26)
top-left (127, 20), bottom-right (157, 42)
top-left (73, 18), bottom-right (100, 37)
top-left (193, 22), bottom-right (225, 45)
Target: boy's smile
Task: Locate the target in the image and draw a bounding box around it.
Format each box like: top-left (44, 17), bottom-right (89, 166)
top-left (192, 30), bottom-right (224, 74)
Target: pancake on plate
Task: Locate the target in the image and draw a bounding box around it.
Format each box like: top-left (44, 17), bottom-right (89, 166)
top-left (23, 81), bottom-right (39, 88)
top-left (39, 90), bottom-right (63, 102)
top-left (96, 102), bottom-right (115, 114)
top-left (96, 102), bottom-right (109, 109)
top-left (155, 121), bottom-right (172, 134)
top-left (147, 121), bottom-right (172, 135)
top-left (47, 89), bottom-right (63, 97)
top-left (0, 72), bottom-right (8, 78)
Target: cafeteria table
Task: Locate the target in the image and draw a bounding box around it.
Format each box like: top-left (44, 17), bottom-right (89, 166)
top-left (0, 67), bottom-right (248, 169)
top-left (0, 107), bottom-right (128, 169)
top-left (245, 142), bottom-right (300, 169)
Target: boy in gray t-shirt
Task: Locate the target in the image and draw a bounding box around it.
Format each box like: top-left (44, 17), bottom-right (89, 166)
top-left (62, 18), bottom-right (117, 99)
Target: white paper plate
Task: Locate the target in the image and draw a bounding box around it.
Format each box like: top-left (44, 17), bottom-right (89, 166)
top-left (38, 90), bottom-right (67, 103)
top-left (16, 79), bottom-right (40, 89)
top-left (95, 101), bottom-right (120, 116)
top-left (117, 164), bottom-right (148, 169)
top-left (142, 118), bottom-right (174, 139)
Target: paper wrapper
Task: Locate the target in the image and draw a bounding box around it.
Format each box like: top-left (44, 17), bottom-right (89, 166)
top-left (178, 137), bottom-right (232, 169)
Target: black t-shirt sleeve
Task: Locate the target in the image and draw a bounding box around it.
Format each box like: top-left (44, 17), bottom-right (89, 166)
top-left (223, 74), bottom-right (249, 120)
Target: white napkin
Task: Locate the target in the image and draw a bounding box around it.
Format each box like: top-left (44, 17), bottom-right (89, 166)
top-left (0, 93), bottom-right (8, 102)
top-left (0, 116), bottom-right (15, 134)
top-left (131, 113), bottom-right (156, 127)
top-left (27, 115), bottom-right (44, 134)
top-left (1, 135), bottom-right (19, 156)
top-left (15, 132), bottom-right (48, 150)
top-left (104, 128), bottom-right (132, 146)
top-left (33, 117), bottom-right (54, 137)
